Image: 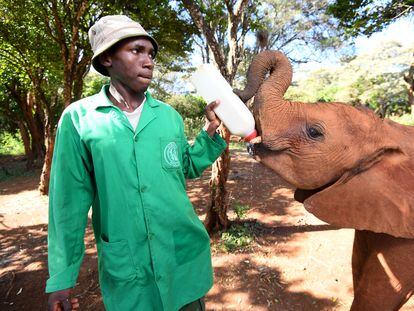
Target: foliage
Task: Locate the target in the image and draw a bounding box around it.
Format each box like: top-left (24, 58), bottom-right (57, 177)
top-left (218, 223), bottom-right (253, 252)
top-left (216, 202), bottom-right (253, 252)
top-left (328, 0), bottom-right (414, 36)
top-left (233, 0), bottom-right (350, 89)
top-left (181, 0), bottom-right (261, 83)
top-left (258, 0), bottom-right (346, 53)
top-left (0, 0), bottom-right (63, 110)
top-left (0, 132), bottom-right (24, 155)
top-left (150, 57), bottom-right (194, 101)
top-left (286, 40), bottom-right (412, 116)
top-left (167, 94), bottom-right (205, 138)
top-left (233, 202), bottom-right (250, 220)
top-left (0, 0), bottom-right (201, 192)
top-left (82, 73), bottom-right (110, 98)
top-left (286, 69), bottom-right (338, 102)
top-left (167, 94), bottom-right (205, 118)
top-left (121, 0), bottom-right (197, 60)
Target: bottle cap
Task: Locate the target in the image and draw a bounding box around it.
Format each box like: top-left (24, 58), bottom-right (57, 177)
top-left (244, 129), bottom-right (258, 142)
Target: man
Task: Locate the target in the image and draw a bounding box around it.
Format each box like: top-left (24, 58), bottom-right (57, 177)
top-left (46, 15), bottom-right (226, 311)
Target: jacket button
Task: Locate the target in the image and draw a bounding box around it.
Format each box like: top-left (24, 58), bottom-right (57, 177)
top-left (140, 185), bottom-right (147, 192)
top-left (148, 233), bottom-right (153, 240)
top-left (156, 275), bottom-right (162, 282)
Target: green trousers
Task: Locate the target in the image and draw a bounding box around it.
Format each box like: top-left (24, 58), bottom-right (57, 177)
top-left (179, 298), bottom-right (205, 311)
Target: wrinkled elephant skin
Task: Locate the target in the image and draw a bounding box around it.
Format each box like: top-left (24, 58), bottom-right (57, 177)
top-left (236, 50), bottom-right (414, 310)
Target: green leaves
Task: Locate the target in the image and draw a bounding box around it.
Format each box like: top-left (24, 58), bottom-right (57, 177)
top-left (254, 0), bottom-right (346, 57)
top-left (328, 0), bottom-right (414, 36)
top-left (286, 40), bottom-right (412, 116)
top-left (218, 223), bottom-right (253, 252)
top-left (167, 94), bottom-right (206, 138)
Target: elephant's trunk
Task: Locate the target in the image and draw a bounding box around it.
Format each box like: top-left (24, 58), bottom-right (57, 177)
top-left (235, 50), bottom-right (292, 106)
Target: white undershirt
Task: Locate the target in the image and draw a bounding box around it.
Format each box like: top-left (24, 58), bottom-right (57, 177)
top-left (123, 97), bottom-right (146, 130)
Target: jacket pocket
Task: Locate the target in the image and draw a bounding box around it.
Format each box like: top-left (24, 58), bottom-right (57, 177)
top-left (160, 138), bottom-right (182, 170)
top-left (100, 236), bottom-right (137, 281)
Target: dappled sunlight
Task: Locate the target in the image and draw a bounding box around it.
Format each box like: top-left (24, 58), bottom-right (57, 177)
top-left (252, 229), bottom-right (354, 309)
top-left (1, 224), bottom-right (49, 307)
top-left (0, 221), bottom-right (100, 309)
top-left (1, 150), bottom-right (362, 309)
top-left (207, 225), bottom-right (354, 309)
top-left (0, 174), bottom-right (41, 196)
top-left (24, 261), bottom-right (44, 272)
top-left (1, 225), bottom-right (48, 274)
top-left (208, 254), bottom-right (341, 310)
top-left (188, 150), bottom-right (318, 227)
top-left (0, 186), bottom-right (48, 228)
top-left (197, 150), bottom-right (356, 310)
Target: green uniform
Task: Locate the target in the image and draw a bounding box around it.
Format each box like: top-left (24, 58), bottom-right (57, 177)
top-left (46, 85), bottom-right (226, 310)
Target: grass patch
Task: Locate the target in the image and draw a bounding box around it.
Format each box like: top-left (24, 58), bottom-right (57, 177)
top-left (214, 202), bottom-right (253, 253)
top-left (217, 223), bottom-right (253, 253)
top-left (233, 202), bottom-right (250, 220)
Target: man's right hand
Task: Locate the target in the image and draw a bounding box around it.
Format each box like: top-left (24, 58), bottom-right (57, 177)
top-left (48, 289), bottom-right (79, 311)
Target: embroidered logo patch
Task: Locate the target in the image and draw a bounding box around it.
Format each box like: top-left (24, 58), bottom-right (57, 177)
top-left (163, 142), bottom-right (180, 167)
top-left (109, 110), bottom-right (122, 122)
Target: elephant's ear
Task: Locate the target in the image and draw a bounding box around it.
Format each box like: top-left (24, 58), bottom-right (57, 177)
top-left (304, 151), bottom-right (414, 238)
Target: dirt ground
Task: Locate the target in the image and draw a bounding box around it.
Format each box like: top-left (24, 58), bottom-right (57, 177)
top-left (1, 150), bottom-right (413, 310)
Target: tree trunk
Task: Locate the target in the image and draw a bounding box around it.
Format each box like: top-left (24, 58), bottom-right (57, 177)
top-left (408, 78), bottom-right (414, 117)
top-left (404, 53), bottom-right (414, 116)
top-left (17, 121), bottom-right (34, 169)
top-left (408, 86), bottom-right (414, 117)
top-left (26, 92), bottom-right (46, 160)
top-left (182, 0), bottom-right (250, 233)
top-left (73, 58), bottom-right (91, 101)
top-left (7, 86), bottom-right (46, 161)
top-left (204, 127), bottom-right (231, 233)
top-left (38, 122), bottom-right (55, 195)
top-left (63, 73), bottom-right (73, 108)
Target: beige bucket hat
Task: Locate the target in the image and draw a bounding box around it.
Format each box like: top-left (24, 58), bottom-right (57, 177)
top-left (88, 15), bottom-right (159, 76)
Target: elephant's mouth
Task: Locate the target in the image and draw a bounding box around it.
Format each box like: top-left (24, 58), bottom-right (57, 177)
top-left (247, 137), bottom-right (338, 202)
top-left (246, 136), bottom-right (289, 156)
top-left (294, 179), bottom-right (338, 203)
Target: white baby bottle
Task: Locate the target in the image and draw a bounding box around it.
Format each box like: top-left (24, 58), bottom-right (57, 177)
top-left (190, 63), bottom-right (258, 142)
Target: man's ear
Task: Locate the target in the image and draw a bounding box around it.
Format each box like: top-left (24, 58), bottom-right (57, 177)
top-left (99, 51), bottom-right (112, 70)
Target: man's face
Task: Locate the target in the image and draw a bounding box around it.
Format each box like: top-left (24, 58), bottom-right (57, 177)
top-left (105, 37), bottom-right (155, 93)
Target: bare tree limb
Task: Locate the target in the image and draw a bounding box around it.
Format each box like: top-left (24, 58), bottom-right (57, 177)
top-left (182, 0), bottom-right (228, 76)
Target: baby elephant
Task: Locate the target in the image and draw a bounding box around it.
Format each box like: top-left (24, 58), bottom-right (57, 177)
top-left (236, 50), bottom-right (414, 310)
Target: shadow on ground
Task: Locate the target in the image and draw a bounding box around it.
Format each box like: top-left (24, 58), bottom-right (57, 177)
top-left (1, 150), bottom-right (350, 310)
top-left (0, 223), bottom-right (341, 310)
top-left (0, 223), bottom-right (103, 311)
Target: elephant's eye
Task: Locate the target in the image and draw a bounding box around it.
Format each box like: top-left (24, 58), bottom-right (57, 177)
top-left (307, 126), bottom-right (324, 139)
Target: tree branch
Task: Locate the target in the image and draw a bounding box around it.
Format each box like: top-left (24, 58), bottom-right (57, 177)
top-left (68, 0), bottom-right (88, 73)
top-left (226, 0), bottom-right (249, 81)
top-left (49, 0), bottom-right (68, 60)
top-left (182, 0), bottom-right (228, 76)
top-left (39, 4), bottom-right (60, 44)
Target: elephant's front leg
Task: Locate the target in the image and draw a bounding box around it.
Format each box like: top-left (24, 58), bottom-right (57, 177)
top-left (351, 230), bottom-right (414, 311)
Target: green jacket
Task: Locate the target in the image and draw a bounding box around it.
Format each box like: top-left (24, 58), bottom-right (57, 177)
top-left (46, 85), bottom-right (226, 310)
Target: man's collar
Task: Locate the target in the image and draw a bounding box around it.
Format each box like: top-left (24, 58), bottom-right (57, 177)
top-left (92, 84), bottom-right (159, 109)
